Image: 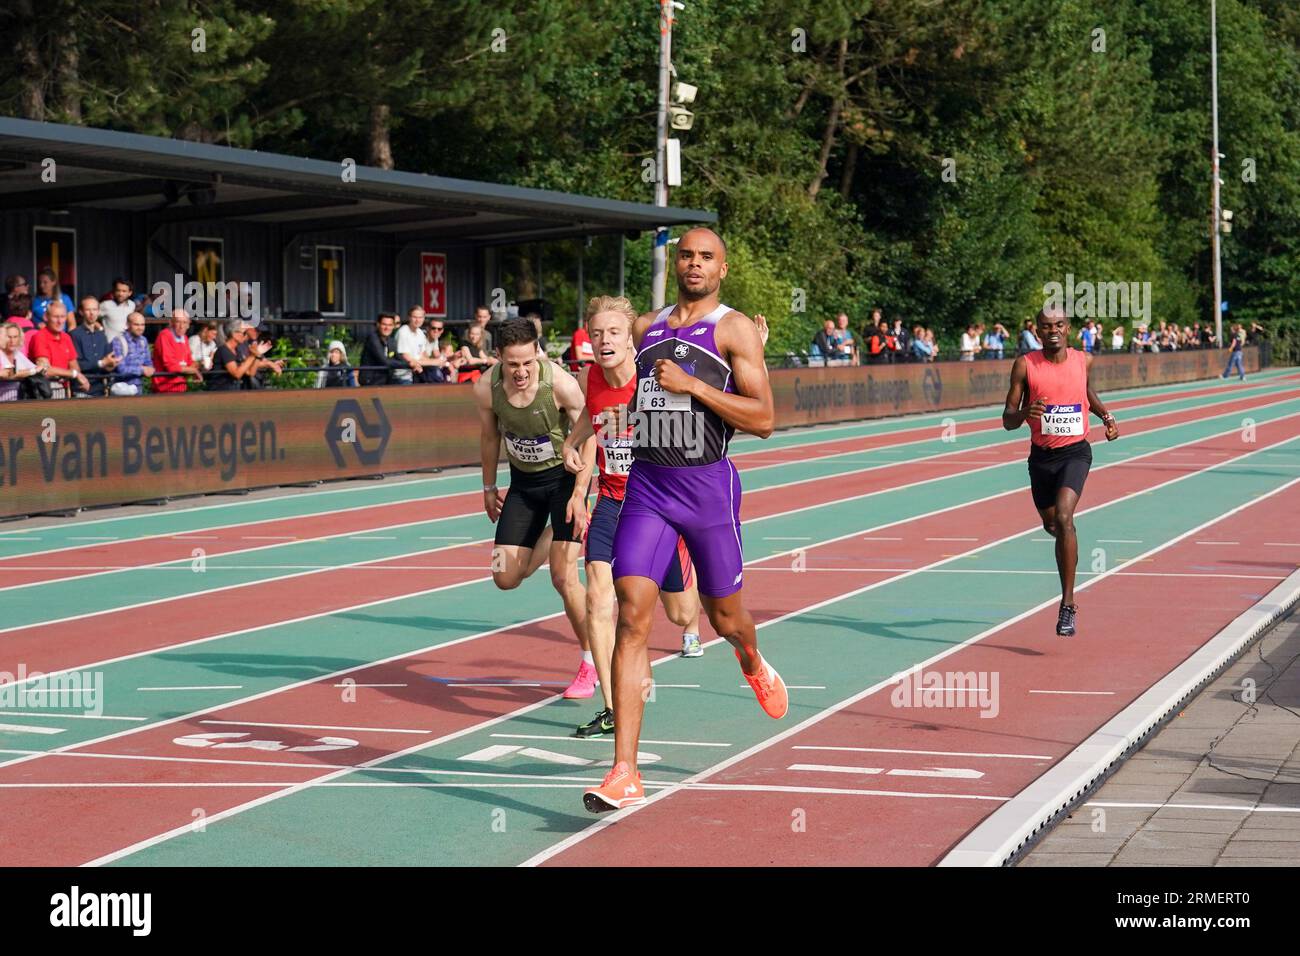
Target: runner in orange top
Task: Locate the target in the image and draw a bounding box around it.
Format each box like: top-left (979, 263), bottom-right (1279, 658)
top-left (561, 295), bottom-right (704, 741)
top-left (1002, 306), bottom-right (1120, 636)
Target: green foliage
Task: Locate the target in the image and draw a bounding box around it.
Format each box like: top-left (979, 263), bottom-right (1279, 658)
top-left (4, 0), bottom-right (1298, 356)
top-left (266, 337), bottom-right (320, 390)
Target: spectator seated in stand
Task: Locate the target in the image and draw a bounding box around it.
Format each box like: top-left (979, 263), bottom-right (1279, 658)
top-left (316, 340), bottom-right (357, 388)
top-left (0, 321), bottom-right (40, 401)
top-left (71, 295), bottom-right (118, 396)
top-left (151, 308), bottom-right (203, 393)
top-left (5, 293), bottom-right (39, 354)
top-left (109, 311), bottom-right (154, 396)
top-left (910, 324), bottom-right (934, 362)
top-left (360, 312), bottom-right (410, 386)
top-left (810, 318), bottom-right (836, 366)
top-left (189, 320), bottom-right (220, 372)
top-left (99, 277), bottom-right (135, 341)
top-left (456, 322), bottom-right (497, 383)
top-left (27, 299), bottom-right (88, 397)
top-left (32, 268), bottom-right (74, 328)
top-left (394, 307), bottom-right (429, 384)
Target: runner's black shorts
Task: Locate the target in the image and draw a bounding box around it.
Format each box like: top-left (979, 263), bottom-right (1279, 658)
top-left (1027, 439), bottom-right (1093, 510)
top-left (495, 463), bottom-right (579, 548)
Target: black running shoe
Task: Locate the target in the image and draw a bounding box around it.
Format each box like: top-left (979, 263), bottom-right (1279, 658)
top-left (1056, 603), bottom-right (1077, 637)
top-left (574, 707), bottom-right (614, 738)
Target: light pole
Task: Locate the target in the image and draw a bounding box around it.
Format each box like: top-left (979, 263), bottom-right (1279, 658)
top-left (1210, 0), bottom-right (1224, 346)
top-left (651, 0), bottom-right (678, 309)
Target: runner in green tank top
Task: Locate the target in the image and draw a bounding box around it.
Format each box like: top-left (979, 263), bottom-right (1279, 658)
top-left (474, 319), bottom-right (598, 698)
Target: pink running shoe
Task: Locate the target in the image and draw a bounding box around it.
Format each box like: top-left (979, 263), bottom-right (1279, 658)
top-left (563, 660), bottom-right (597, 699)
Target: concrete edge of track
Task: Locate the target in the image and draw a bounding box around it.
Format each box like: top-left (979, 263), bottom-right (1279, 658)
top-left (938, 566), bottom-right (1300, 868)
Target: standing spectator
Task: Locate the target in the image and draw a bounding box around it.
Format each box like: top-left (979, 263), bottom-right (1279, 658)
top-left (866, 320), bottom-right (895, 364)
top-left (524, 311), bottom-right (549, 360)
top-left (71, 296), bottom-right (118, 396)
top-left (360, 313), bottom-right (410, 386)
top-left (152, 308), bottom-right (202, 393)
top-left (834, 312), bottom-right (858, 364)
top-left (924, 328), bottom-right (939, 360)
top-left (471, 305), bottom-right (495, 352)
top-left (189, 320), bottom-right (220, 372)
top-left (2, 274), bottom-right (29, 322)
top-left (316, 340), bottom-right (357, 388)
top-left (1077, 318), bottom-right (1098, 354)
top-left (394, 307), bottom-right (428, 384)
top-left (456, 322), bottom-right (497, 383)
top-left (810, 317), bottom-right (836, 365)
top-left (568, 321), bottom-right (594, 371)
top-left (890, 318), bottom-right (910, 358)
top-left (1018, 318), bottom-right (1042, 354)
top-left (0, 322), bottom-right (40, 401)
top-left (28, 300), bottom-right (88, 396)
top-left (32, 268), bottom-right (74, 328)
top-left (910, 324), bottom-right (933, 362)
top-left (108, 312), bottom-right (154, 396)
top-left (983, 322), bottom-right (1009, 359)
top-left (1222, 323), bottom-right (1247, 381)
top-left (960, 324), bottom-right (981, 361)
top-left (99, 278), bottom-right (135, 340)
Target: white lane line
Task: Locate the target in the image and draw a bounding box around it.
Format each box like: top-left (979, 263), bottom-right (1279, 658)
top-left (1087, 801), bottom-right (1300, 814)
top-left (240, 536), bottom-right (298, 541)
top-left (198, 719), bottom-right (430, 735)
top-left (650, 683), bottom-right (700, 688)
top-left (137, 685), bottom-right (243, 692)
top-left (763, 536), bottom-right (812, 540)
top-left (861, 536), bottom-right (903, 541)
top-left (926, 536), bottom-right (979, 542)
top-left (419, 536), bottom-right (473, 540)
top-left (521, 453), bottom-right (1300, 867)
top-left (348, 536), bottom-right (397, 541)
top-left (0, 722), bottom-right (65, 735)
top-left (786, 685), bottom-right (827, 690)
top-left (169, 535), bottom-right (218, 541)
top-left (1264, 542), bottom-right (1300, 547)
top-left (68, 536), bottom-right (118, 541)
top-left (0, 711), bottom-right (145, 721)
top-left (48, 416), bottom-right (1300, 865)
top-left (332, 683), bottom-right (407, 688)
top-left (793, 746), bottom-right (1053, 760)
top-left (1195, 540), bottom-right (1240, 545)
top-left (6, 367), bottom-right (1276, 545)
top-left (445, 682), bottom-right (544, 687)
top-left (490, 734), bottom-right (731, 748)
top-left (1028, 690), bottom-right (1116, 696)
top-left (1098, 539), bottom-right (1143, 544)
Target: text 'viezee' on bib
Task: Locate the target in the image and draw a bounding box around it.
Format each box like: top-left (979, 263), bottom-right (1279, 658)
top-left (637, 375), bottom-right (691, 412)
top-left (1041, 403), bottom-right (1085, 437)
top-left (503, 433), bottom-right (557, 464)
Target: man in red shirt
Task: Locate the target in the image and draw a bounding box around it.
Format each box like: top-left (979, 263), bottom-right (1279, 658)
top-left (151, 308), bottom-right (203, 393)
top-left (27, 300), bottom-right (88, 395)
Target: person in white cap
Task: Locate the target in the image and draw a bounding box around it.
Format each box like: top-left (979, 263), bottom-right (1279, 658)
top-left (316, 339), bottom-right (356, 388)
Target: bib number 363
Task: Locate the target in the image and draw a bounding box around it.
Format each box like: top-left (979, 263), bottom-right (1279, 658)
top-left (1041, 404), bottom-right (1085, 437)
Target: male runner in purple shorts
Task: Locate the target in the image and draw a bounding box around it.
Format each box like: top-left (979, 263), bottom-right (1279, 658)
top-left (583, 227), bottom-right (788, 813)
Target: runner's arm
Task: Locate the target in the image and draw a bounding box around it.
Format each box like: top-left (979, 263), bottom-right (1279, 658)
top-left (1002, 355), bottom-right (1044, 429)
top-left (474, 375), bottom-right (506, 520)
top-left (553, 366), bottom-right (596, 491)
top-left (664, 310), bottom-right (774, 438)
top-left (562, 373), bottom-right (596, 474)
top-left (1085, 353), bottom-right (1119, 439)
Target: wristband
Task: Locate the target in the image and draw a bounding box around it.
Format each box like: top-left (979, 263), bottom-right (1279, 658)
top-left (483, 484), bottom-right (498, 493)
